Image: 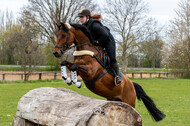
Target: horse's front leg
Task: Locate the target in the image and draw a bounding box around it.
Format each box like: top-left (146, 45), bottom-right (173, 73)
top-left (60, 61), bottom-right (73, 85)
top-left (61, 61), bottom-right (84, 88)
top-left (61, 60), bottom-right (74, 70)
top-left (69, 64), bottom-right (88, 88)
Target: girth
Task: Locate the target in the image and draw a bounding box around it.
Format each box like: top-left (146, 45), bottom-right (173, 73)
top-left (83, 69), bottom-right (107, 90)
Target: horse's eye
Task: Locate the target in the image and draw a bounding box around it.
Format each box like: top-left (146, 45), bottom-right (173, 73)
top-left (62, 35), bottom-right (66, 38)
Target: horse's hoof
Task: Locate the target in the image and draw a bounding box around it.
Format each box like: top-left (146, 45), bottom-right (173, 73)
top-left (74, 81), bottom-right (82, 88)
top-left (67, 82), bottom-right (72, 86)
top-left (64, 77), bottom-right (72, 85)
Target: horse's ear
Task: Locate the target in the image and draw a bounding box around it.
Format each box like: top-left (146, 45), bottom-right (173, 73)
top-left (56, 23), bottom-right (61, 29)
top-left (65, 23), bottom-right (71, 29)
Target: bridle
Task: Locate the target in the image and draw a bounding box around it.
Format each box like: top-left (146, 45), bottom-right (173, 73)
top-left (55, 25), bottom-right (90, 52)
top-left (54, 23), bottom-right (104, 67)
top-left (55, 26), bottom-right (70, 51)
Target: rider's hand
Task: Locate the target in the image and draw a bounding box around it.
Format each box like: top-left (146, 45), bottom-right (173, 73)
top-left (94, 41), bottom-right (100, 46)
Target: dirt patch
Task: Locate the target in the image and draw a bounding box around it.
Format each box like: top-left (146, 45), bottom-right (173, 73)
top-left (0, 71), bottom-right (62, 81)
top-left (0, 71), bottom-right (177, 81)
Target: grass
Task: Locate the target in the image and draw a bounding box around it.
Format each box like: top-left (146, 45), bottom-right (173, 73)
top-left (0, 78), bottom-right (190, 126)
top-left (133, 79), bottom-right (190, 126)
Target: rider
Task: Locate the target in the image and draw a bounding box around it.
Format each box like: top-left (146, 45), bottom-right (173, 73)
top-left (78, 9), bottom-right (122, 85)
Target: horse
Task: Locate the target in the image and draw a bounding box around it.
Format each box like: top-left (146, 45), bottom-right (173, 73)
top-left (53, 23), bottom-right (166, 121)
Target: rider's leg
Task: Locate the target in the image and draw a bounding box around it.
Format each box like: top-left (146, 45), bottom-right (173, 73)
top-left (111, 62), bottom-right (122, 85)
top-left (104, 34), bottom-right (122, 85)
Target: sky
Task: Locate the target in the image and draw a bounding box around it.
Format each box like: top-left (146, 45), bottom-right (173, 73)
top-left (0, 0), bottom-right (180, 25)
top-left (144, 0), bottom-right (180, 25)
top-left (0, 0), bottom-right (28, 15)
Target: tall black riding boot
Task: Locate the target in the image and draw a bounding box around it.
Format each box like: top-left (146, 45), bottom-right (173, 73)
top-left (112, 63), bottom-right (122, 85)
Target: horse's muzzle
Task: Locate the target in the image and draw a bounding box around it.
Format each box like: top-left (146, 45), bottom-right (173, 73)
top-left (53, 49), bottom-right (64, 57)
top-left (53, 51), bottom-right (62, 57)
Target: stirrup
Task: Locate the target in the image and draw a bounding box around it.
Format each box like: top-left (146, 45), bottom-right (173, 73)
top-left (114, 76), bottom-right (122, 86)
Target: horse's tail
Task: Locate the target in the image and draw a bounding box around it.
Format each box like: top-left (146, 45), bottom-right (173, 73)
top-left (133, 82), bottom-right (166, 121)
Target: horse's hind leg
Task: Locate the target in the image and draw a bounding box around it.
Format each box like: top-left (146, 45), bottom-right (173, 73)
top-left (107, 98), bottom-right (122, 102)
top-left (121, 76), bottom-right (136, 108)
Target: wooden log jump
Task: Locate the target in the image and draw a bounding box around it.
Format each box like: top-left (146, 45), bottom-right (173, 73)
top-left (12, 87), bottom-right (142, 126)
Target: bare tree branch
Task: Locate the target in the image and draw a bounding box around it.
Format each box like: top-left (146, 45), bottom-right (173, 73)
top-left (22, 0), bottom-right (97, 44)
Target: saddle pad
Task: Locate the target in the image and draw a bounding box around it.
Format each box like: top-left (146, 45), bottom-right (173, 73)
top-left (106, 69), bottom-right (123, 80)
top-left (73, 50), bottom-right (94, 57)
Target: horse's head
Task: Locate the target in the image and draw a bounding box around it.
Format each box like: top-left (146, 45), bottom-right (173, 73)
top-left (53, 23), bottom-right (75, 57)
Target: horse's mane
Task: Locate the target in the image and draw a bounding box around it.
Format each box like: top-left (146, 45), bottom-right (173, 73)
top-left (70, 24), bottom-right (94, 43)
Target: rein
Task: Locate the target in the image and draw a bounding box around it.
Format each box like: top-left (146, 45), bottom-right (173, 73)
top-left (55, 23), bottom-right (105, 68)
top-left (68, 42), bottom-right (90, 50)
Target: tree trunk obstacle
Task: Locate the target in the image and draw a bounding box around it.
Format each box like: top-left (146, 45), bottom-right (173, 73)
top-left (13, 87), bottom-right (142, 126)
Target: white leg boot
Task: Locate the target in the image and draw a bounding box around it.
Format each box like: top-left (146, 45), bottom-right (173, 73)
top-left (71, 71), bottom-right (82, 88)
top-left (61, 65), bottom-right (72, 85)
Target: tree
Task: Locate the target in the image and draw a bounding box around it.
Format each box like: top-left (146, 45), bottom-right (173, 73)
top-left (139, 19), bottom-right (164, 68)
top-left (140, 39), bottom-right (164, 68)
top-left (21, 0), bottom-right (98, 69)
top-left (0, 10), bottom-right (15, 64)
top-left (103, 0), bottom-right (148, 73)
top-left (23, 0), bottom-right (97, 44)
top-left (12, 11), bottom-right (44, 80)
top-left (167, 0), bottom-right (190, 77)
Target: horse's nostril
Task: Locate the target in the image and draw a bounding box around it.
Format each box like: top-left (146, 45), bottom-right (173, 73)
top-left (53, 52), bottom-right (59, 57)
top-left (60, 50), bottom-right (63, 54)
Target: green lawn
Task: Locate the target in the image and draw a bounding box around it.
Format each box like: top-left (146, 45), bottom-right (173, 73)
top-left (0, 78), bottom-right (189, 126)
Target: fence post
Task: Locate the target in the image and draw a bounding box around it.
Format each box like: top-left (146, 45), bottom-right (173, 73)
top-left (39, 73), bottom-right (42, 80)
top-left (158, 73), bottom-right (161, 78)
top-left (140, 73), bottom-right (142, 79)
top-left (21, 74), bottom-right (23, 80)
top-left (3, 74), bottom-right (5, 80)
top-left (150, 73), bottom-right (152, 78)
top-left (132, 73), bottom-right (134, 78)
top-left (24, 74), bottom-right (28, 81)
top-left (174, 73), bottom-right (177, 78)
top-left (181, 72), bottom-right (183, 78)
top-left (54, 72), bottom-right (57, 80)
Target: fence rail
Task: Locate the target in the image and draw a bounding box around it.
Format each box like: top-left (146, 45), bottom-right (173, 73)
top-left (0, 71), bottom-right (185, 81)
top-left (0, 72), bottom-right (60, 81)
top-left (127, 72), bottom-right (184, 79)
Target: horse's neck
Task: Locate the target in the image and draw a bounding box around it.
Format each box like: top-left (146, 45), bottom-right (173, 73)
top-left (72, 31), bottom-right (93, 51)
top-left (75, 39), bottom-right (93, 51)
top-left (71, 28), bottom-right (104, 78)
top-left (71, 27), bottom-right (101, 52)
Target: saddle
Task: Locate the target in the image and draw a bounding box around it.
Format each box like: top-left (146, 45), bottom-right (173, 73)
top-left (72, 48), bottom-right (122, 89)
top-left (95, 48), bottom-right (122, 79)
top-left (103, 49), bottom-right (111, 69)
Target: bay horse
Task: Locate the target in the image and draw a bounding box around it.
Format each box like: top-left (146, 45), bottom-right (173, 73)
top-left (53, 23), bottom-right (165, 121)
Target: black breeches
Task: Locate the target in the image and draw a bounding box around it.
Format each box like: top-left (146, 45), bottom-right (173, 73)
top-left (102, 34), bottom-right (117, 65)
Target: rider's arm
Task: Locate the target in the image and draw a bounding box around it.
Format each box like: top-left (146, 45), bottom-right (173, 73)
top-left (91, 22), bottom-right (109, 43)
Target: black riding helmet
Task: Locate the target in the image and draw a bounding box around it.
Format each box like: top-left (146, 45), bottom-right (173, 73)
top-left (78, 9), bottom-right (91, 17)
